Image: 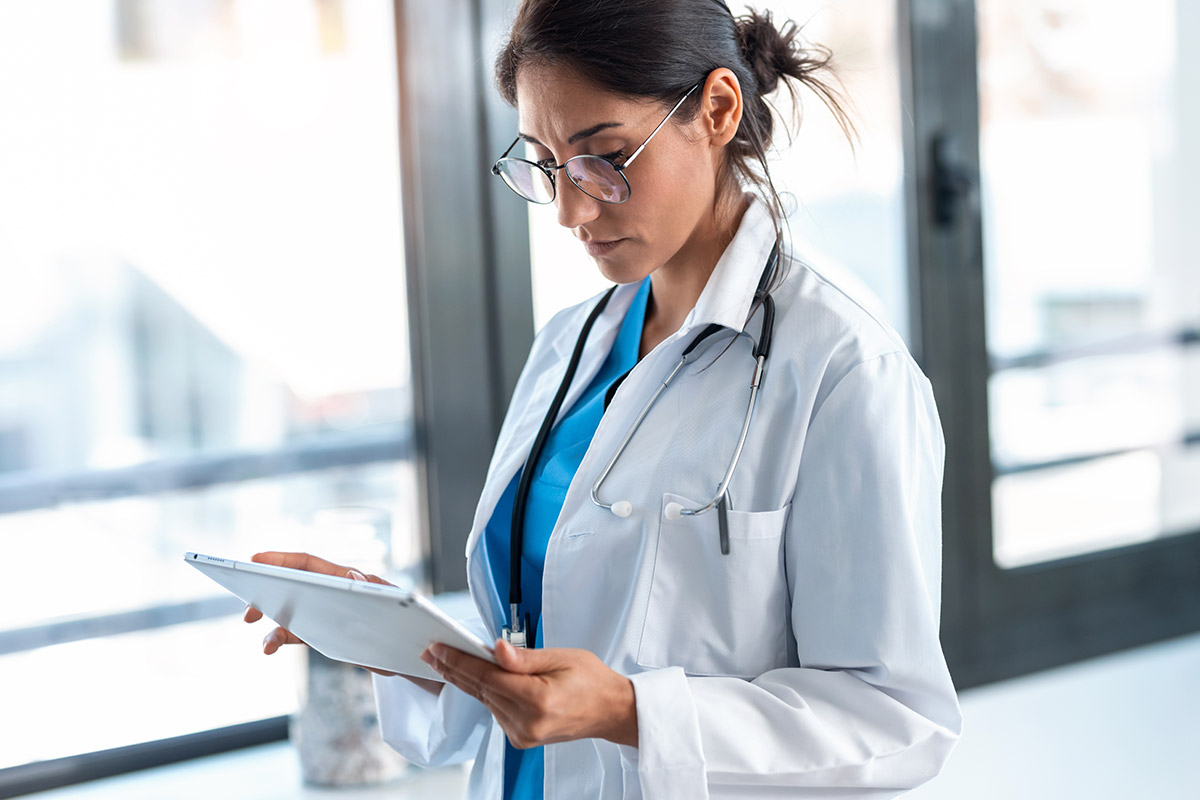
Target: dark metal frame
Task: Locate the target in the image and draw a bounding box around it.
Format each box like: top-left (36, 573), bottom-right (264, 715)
top-left (0, 426), bottom-right (410, 514)
top-left (0, 718), bottom-right (288, 800)
top-left (396, 0), bottom-right (533, 595)
top-left (900, 0), bottom-right (1200, 690)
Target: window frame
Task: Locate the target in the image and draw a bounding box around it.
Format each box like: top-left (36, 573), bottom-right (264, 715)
top-left (899, 0), bottom-right (1200, 689)
top-left (397, 0), bottom-right (534, 594)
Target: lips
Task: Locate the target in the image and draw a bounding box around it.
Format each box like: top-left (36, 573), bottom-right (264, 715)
top-left (582, 238), bottom-right (626, 257)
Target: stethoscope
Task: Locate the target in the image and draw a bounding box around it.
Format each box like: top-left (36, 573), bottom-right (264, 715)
top-left (503, 242), bottom-right (779, 647)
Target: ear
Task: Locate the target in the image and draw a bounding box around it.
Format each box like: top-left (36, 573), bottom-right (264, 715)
top-left (697, 67), bottom-right (743, 148)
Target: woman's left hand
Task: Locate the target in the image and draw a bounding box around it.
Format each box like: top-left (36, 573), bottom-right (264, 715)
top-left (421, 639), bottom-right (638, 749)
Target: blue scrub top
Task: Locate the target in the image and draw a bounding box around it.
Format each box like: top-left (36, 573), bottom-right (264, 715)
top-left (482, 277), bottom-right (651, 800)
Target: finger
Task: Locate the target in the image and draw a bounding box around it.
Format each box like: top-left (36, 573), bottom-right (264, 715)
top-left (243, 604), bottom-right (263, 623)
top-left (421, 652), bottom-right (538, 743)
top-left (423, 645), bottom-right (506, 702)
top-left (426, 649), bottom-right (490, 696)
top-left (251, 551), bottom-right (348, 577)
top-left (472, 683), bottom-right (553, 750)
top-left (429, 644), bottom-right (499, 683)
top-left (262, 626), bottom-right (305, 655)
top-left (345, 569), bottom-right (397, 588)
top-left (366, 666), bottom-right (401, 678)
top-left (492, 639), bottom-right (564, 675)
top-left (427, 645), bottom-right (535, 704)
top-left (437, 661), bottom-right (524, 727)
top-left (399, 673), bottom-right (444, 696)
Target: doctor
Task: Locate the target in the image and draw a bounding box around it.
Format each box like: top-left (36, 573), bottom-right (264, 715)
top-left (247, 1), bottom-right (962, 797)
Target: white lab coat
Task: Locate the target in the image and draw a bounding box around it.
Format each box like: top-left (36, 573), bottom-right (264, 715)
top-left (374, 196), bottom-right (963, 798)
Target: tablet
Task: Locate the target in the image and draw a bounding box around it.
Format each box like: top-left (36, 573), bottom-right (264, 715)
top-left (185, 552), bottom-right (495, 681)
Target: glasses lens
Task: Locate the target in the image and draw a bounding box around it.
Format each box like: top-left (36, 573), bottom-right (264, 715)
top-left (565, 156), bottom-right (630, 203)
top-left (496, 159), bottom-right (555, 203)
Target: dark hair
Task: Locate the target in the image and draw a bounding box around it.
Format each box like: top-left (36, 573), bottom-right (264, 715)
top-left (495, 0), bottom-right (855, 288)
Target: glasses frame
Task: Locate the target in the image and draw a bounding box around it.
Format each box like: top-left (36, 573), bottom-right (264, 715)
top-left (491, 83), bottom-right (701, 205)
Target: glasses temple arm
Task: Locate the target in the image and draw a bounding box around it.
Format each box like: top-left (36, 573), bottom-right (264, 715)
top-left (621, 83), bottom-right (700, 169)
top-left (498, 135), bottom-right (521, 160)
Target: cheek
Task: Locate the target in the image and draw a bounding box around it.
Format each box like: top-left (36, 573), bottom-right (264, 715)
top-left (627, 150), bottom-right (713, 237)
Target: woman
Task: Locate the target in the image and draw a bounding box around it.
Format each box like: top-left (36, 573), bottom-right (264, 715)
top-left (248, 1), bottom-right (962, 797)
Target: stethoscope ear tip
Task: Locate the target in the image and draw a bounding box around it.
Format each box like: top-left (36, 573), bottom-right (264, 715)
top-left (664, 502), bottom-right (683, 521)
top-left (611, 500), bottom-right (633, 518)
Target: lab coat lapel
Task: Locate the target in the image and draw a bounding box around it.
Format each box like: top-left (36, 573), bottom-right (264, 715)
top-left (544, 283), bottom-right (641, 424)
top-left (678, 193), bottom-right (778, 336)
top-left (461, 282), bottom-right (643, 635)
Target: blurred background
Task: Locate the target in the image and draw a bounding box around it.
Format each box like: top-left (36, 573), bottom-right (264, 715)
top-left (1, 0), bottom-right (1197, 797)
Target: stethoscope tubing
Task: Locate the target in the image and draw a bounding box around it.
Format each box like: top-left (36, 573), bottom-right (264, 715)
top-left (508, 284), bottom-right (617, 627)
top-left (589, 354), bottom-right (688, 512)
top-left (506, 241), bottom-right (780, 642)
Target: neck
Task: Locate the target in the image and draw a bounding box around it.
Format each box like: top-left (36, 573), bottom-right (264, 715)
top-left (641, 194), bottom-right (750, 358)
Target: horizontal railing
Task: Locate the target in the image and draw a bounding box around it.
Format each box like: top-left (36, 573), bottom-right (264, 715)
top-left (989, 327), bottom-right (1199, 476)
top-left (993, 429), bottom-right (1200, 477)
top-left (0, 424), bottom-right (412, 515)
top-left (0, 595), bottom-right (245, 656)
top-left (988, 325), bottom-right (1199, 373)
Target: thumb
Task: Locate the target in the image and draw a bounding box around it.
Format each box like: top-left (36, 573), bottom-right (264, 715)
top-left (494, 639), bottom-right (559, 674)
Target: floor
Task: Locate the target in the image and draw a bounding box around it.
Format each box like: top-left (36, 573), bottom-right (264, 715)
top-left (26, 632), bottom-right (1200, 799)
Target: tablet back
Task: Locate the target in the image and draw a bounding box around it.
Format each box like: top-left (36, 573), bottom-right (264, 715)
top-left (185, 553), bottom-right (494, 681)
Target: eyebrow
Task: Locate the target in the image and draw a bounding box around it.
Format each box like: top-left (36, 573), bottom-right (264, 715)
top-left (518, 121), bottom-right (624, 147)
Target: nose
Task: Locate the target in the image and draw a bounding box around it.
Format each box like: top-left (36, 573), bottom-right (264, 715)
top-left (555, 174), bottom-right (601, 230)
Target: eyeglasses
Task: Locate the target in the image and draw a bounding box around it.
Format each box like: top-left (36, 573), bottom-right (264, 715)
top-left (491, 84), bottom-right (700, 205)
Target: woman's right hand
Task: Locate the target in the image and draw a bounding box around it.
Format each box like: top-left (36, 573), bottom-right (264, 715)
top-left (243, 551), bottom-right (443, 696)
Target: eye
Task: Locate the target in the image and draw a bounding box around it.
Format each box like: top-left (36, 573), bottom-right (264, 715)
top-left (536, 156), bottom-right (556, 168)
top-left (602, 149), bottom-right (626, 164)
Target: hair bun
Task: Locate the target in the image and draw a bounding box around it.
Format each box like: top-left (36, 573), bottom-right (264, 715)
top-left (735, 10), bottom-right (792, 95)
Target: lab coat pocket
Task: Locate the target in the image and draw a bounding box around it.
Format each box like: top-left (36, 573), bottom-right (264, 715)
top-left (636, 493), bottom-right (791, 679)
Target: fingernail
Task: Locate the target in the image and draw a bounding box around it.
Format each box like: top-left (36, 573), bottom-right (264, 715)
top-left (419, 649), bottom-right (433, 665)
top-left (347, 569), bottom-right (367, 581)
top-left (263, 632), bottom-right (275, 652)
top-left (430, 644), bottom-right (445, 660)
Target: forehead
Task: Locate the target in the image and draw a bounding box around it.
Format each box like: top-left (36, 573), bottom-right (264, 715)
top-left (514, 63), bottom-right (656, 145)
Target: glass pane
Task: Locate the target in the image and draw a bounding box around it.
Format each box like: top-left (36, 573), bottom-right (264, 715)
top-left (0, 462), bottom-right (420, 767)
top-left (753, 0), bottom-right (909, 343)
top-left (0, 0), bottom-right (409, 476)
top-left (0, 0), bottom-right (418, 768)
top-left (978, 0), bottom-right (1199, 566)
top-left (528, 0), bottom-right (910, 342)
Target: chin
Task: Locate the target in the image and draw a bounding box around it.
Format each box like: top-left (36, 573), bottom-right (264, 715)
top-left (590, 247), bottom-right (653, 286)
top-left (593, 261), bottom-right (648, 286)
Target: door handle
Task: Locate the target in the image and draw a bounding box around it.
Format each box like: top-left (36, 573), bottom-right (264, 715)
top-left (931, 131), bottom-right (977, 229)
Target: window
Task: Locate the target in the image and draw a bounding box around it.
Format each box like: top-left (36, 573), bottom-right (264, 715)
top-left (754, 0), bottom-right (911, 346)
top-left (0, 0), bottom-right (418, 775)
top-left (977, 0), bottom-right (1199, 567)
top-left (904, 0), bottom-right (1200, 687)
